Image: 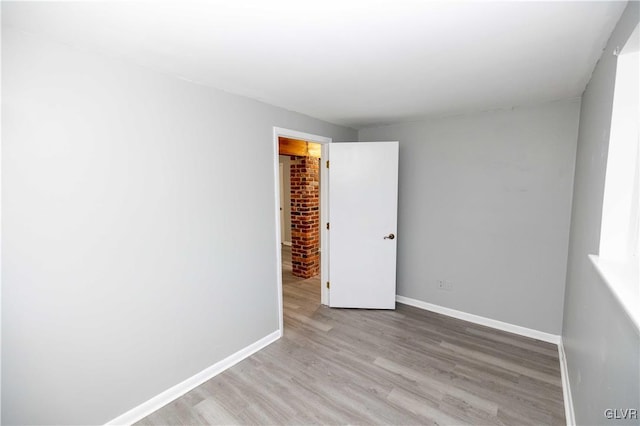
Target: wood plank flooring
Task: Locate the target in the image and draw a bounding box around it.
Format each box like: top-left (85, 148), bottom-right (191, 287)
top-left (137, 247), bottom-right (565, 425)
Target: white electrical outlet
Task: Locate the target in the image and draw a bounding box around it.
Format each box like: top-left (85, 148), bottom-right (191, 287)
top-left (437, 280), bottom-right (453, 291)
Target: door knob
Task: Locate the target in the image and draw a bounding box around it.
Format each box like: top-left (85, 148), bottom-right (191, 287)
top-left (384, 233), bottom-right (395, 240)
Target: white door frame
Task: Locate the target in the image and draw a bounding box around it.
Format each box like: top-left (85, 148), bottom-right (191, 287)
top-left (272, 127), bottom-right (332, 333)
top-left (279, 162), bottom-right (285, 244)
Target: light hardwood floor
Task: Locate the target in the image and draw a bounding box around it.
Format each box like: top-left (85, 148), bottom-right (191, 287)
top-left (137, 247), bottom-right (565, 425)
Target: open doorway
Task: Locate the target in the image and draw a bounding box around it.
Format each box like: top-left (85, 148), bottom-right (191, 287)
top-left (279, 137), bottom-right (322, 279)
top-left (279, 139), bottom-right (322, 330)
top-left (273, 127), bottom-right (331, 334)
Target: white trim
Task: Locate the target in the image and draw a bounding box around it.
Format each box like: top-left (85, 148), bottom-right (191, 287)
top-left (558, 339), bottom-right (576, 426)
top-left (0, 16), bottom-right (3, 421)
top-left (105, 330), bottom-right (281, 426)
top-left (279, 162), bottom-right (286, 244)
top-left (320, 144), bottom-right (329, 306)
top-left (273, 127), bottom-right (332, 144)
top-left (395, 295), bottom-right (561, 344)
top-left (588, 254), bottom-right (640, 336)
top-left (273, 129), bottom-right (285, 334)
top-left (272, 127), bottom-right (332, 322)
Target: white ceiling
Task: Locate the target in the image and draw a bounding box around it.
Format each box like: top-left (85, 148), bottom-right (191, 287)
top-left (3, 1), bottom-right (627, 129)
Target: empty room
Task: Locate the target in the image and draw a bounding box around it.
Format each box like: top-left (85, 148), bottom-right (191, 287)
top-left (2, 1), bottom-right (639, 425)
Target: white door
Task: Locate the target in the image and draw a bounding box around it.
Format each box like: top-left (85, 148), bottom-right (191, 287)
top-left (328, 141), bottom-right (399, 309)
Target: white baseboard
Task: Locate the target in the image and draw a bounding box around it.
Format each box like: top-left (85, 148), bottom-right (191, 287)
top-left (105, 329), bottom-right (282, 425)
top-left (558, 339), bottom-right (576, 426)
top-left (395, 295), bottom-right (561, 344)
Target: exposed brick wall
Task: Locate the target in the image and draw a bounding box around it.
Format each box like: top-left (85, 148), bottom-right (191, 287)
top-left (290, 156), bottom-right (320, 278)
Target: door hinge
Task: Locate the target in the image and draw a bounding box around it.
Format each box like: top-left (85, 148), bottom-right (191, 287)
top-left (326, 222), bottom-right (330, 230)
top-left (326, 160), bottom-right (330, 168)
top-left (326, 281), bottom-right (330, 289)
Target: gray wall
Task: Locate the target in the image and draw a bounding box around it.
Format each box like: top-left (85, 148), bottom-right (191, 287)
top-left (359, 100), bottom-right (580, 335)
top-left (562, 2), bottom-right (640, 424)
top-left (1, 28), bottom-right (355, 425)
